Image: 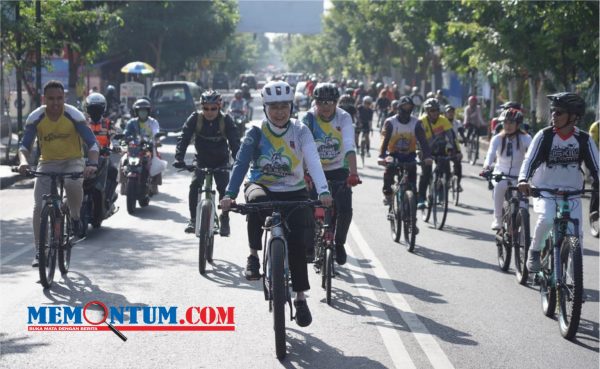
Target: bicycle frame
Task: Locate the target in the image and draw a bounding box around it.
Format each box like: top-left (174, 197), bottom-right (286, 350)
top-left (195, 170), bottom-right (219, 238)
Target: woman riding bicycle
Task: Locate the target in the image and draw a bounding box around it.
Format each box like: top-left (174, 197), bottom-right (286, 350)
top-left (482, 108), bottom-right (532, 230)
top-left (220, 81), bottom-right (333, 328)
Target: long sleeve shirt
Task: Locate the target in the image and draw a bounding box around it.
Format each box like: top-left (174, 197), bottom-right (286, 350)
top-left (483, 133), bottom-right (532, 176)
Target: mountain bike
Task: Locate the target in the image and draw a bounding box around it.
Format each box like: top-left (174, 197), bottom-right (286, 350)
top-left (465, 126), bottom-right (480, 165)
top-left (182, 165), bottom-right (230, 275)
top-left (531, 187), bottom-right (596, 340)
top-left (481, 172), bottom-right (531, 282)
top-left (13, 168), bottom-right (83, 288)
top-left (421, 155), bottom-right (451, 230)
top-left (383, 158), bottom-right (418, 251)
top-left (313, 203), bottom-right (336, 305)
top-left (230, 199), bottom-right (321, 359)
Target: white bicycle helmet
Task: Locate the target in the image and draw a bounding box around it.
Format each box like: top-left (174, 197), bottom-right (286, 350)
top-left (261, 81), bottom-right (293, 105)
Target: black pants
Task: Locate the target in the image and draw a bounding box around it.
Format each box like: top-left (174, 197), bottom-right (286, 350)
top-left (452, 158), bottom-right (462, 184)
top-left (418, 160), bottom-right (451, 201)
top-left (383, 163), bottom-right (417, 195)
top-left (245, 183), bottom-right (312, 292)
top-left (189, 166), bottom-right (229, 219)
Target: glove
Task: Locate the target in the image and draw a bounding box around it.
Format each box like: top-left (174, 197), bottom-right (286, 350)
top-left (172, 161), bottom-right (186, 169)
top-left (346, 173), bottom-right (361, 187)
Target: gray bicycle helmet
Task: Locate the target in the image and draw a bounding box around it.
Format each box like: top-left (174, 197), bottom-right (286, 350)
top-left (201, 90), bottom-right (222, 105)
top-left (423, 98), bottom-right (440, 111)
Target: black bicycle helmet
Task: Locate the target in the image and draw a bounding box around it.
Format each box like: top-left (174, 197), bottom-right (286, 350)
top-left (499, 101), bottom-right (522, 111)
top-left (313, 83), bottom-right (340, 102)
top-left (547, 92), bottom-right (585, 116)
top-left (338, 94), bottom-right (355, 107)
top-left (201, 90), bottom-right (222, 105)
top-left (132, 98), bottom-right (151, 112)
top-left (423, 98), bottom-right (440, 111)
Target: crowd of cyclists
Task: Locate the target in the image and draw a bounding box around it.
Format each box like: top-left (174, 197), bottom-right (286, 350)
top-left (15, 77), bottom-right (599, 331)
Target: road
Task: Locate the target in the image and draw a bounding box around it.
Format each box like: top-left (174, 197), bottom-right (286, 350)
top-left (1, 98), bottom-right (598, 368)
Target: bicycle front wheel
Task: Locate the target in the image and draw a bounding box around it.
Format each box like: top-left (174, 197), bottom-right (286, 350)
top-left (422, 180), bottom-right (433, 223)
top-left (558, 236), bottom-right (583, 340)
top-left (38, 206), bottom-right (58, 288)
top-left (450, 175), bottom-right (460, 206)
top-left (198, 202), bottom-right (213, 275)
top-left (270, 238), bottom-right (287, 359)
top-left (514, 209), bottom-right (531, 285)
top-left (590, 211), bottom-right (599, 238)
top-left (470, 135), bottom-right (479, 165)
top-left (540, 243), bottom-right (557, 317)
top-left (402, 190), bottom-right (417, 252)
top-left (433, 177), bottom-right (449, 230)
top-left (325, 248), bottom-right (334, 305)
top-left (58, 204), bottom-right (72, 275)
top-left (389, 191), bottom-right (401, 242)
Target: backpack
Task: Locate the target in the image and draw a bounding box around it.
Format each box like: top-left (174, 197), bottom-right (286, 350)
top-left (532, 126), bottom-right (589, 168)
top-left (195, 111), bottom-right (226, 142)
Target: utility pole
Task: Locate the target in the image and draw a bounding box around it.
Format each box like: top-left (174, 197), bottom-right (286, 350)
top-left (15, 2), bottom-right (23, 143)
top-left (35, 0), bottom-right (42, 108)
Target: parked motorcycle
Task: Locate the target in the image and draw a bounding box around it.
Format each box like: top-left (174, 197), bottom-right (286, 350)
top-left (115, 132), bottom-right (166, 215)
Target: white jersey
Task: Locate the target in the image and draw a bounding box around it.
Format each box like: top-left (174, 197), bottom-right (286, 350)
top-left (484, 133), bottom-right (532, 177)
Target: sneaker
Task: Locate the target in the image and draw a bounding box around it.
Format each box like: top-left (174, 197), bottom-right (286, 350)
top-left (32, 252), bottom-right (39, 267)
top-left (491, 219), bottom-right (501, 231)
top-left (219, 214), bottom-right (230, 237)
top-left (417, 200), bottom-right (426, 210)
top-left (244, 255), bottom-right (261, 280)
top-left (526, 249), bottom-right (541, 273)
top-left (457, 184), bottom-right (463, 192)
top-left (335, 243), bottom-right (347, 265)
top-left (185, 219), bottom-right (195, 234)
top-left (294, 299), bottom-right (312, 327)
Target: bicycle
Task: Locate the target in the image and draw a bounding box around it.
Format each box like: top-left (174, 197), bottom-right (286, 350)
top-left (313, 204), bottom-right (336, 305)
top-left (358, 131), bottom-right (369, 167)
top-left (449, 164), bottom-right (461, 206)
top-left (383, 158), bottom-right (418, 251)
top-left (13, 167), bottom-right (83, 288)
top-left (481, 172), bottom-right (531, 282)
top-left (230, 199), bottom-right (321, 359)
top-left (181, 165), bottom-right (230, 275)
top-left (421, 155), bottom-right (451, 230)
top-left (531, 187), bottom-right (596, 340)
top-left (465, 126), bottom-right (480, 165)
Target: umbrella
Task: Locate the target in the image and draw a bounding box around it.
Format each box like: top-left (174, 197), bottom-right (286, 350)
top-left (120, 61), bottom-right (155, 75)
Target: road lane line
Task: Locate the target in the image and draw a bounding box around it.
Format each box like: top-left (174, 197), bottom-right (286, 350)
top-left (349, 222), bottom-right (455, 369)
top-left (2, 245), bottom-right (29, 264)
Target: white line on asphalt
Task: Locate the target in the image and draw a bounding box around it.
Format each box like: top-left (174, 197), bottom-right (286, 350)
top-left (1, 245), bottom-right (29, 264)
top-left (349, 222), bottom-right (455, 369)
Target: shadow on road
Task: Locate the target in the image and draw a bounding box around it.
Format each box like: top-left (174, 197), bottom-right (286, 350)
top-left (202, 258), bottom-right (263, 292)
top-left (0, 332), bottom-right (49, 357)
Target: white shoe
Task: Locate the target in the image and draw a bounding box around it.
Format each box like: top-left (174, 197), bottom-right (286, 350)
top-left (491, 220), bottom-right (501, 231)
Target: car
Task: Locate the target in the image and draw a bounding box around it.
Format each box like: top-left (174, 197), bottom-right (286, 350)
top-left (282, 72), bottom-right (305, 88)
top-left (212, 72), bottom-right (229, 90)
top-left (293, 81), bottom-right (310, 110)
top-left (238, 73), bottom-right (257, 89)
top-left (149, 81), bottom-right (201, 132)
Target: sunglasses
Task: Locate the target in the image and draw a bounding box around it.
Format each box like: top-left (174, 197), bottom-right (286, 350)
top-left (202, 107), bottom-right (218, 112)
top-left (551, 108), bottom-right (567, 116)
top-left (427, 109), bottom-right (439, 113)
top-left (316, 100), bottom-right (336, 106)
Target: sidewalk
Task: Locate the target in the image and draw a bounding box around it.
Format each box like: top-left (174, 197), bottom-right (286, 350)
top-left (0, 133), bottom-right (21, 190)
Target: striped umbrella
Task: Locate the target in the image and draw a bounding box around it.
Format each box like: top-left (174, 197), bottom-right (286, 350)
top-left (120, 61), bottom-right (155, 75)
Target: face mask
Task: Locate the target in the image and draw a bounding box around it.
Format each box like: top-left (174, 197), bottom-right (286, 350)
top-left (137, 110), bottom-right (149, 121)
top-left (398, 109), bottom-right (412, 122)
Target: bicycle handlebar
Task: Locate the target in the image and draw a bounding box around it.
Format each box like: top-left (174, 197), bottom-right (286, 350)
top-left (11, 167), bottom-right (83, 179)
top-left (177, 164), bottom-right (231, 174)
top-left (530, 187), bottom-right (596, 198)
top-left (229, 200), bottom-right (322, 215)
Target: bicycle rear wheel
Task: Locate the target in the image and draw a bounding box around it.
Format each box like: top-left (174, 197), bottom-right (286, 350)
top-left (469, 135), bottom-right (479, 165)
top-left (558, 236), bottom-right (583, 340)
top-left (38, 206), bottom-right (58, 288)
top-left (540, 243), bottom-right (556, 317)
top-left (433, 177), bottom-right (448, 230)
top-left (325, 248), bottom-right (334, 305)
top-left (58, 205), bottom-right (72, 275)
top-left (402, 191), bottom-right (417, 252)
top-left (198, 202), bottom-right (213, 275)
top-left (514, 209), bottom-right (531, 285)
top-left (270, 239), bottom-right (287, 359)
top-left (421, 180), bottom-right (433, 222)
top-left (389, 191), bottom-right (401, 242)
top-left (450, 175), bottom-right (460, 206)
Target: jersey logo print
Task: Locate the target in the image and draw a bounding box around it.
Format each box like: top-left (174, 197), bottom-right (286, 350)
top-left (548, 143), bottom-right (579, 167)
top-left (258, 148), bottom-right (292, 178)
top-left (43, 132), bottom-right (70, 142)
top-left (316, 133), bottom-right (341, 160)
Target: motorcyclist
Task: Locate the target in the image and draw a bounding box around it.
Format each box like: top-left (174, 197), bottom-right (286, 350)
top-left (85, 93), bottom-right (118, 210)
top-left (104, 84), bottom-right (120, 118)
top-left (173, 90), bottom-right (241, 235)
top-left (229, 89), bottom-right (248, 120)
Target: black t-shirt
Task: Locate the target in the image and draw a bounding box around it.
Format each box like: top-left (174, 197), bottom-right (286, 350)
top-left (357, 106), bottom-right (373, 131)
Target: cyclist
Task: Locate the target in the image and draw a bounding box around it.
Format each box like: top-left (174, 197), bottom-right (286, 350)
top-left (353, 82), bottom-right (368, 105)
top-left (590, 121), bottom-right (599, 229)
top-left (491, 101), bottom-right (522, 136)
top-left (173, 90), bottom-right (240, 235)
top-left (338, 94), bottom-right (357, 124)
top-left (444, 104), bottom-right (464, 191)
top-left (85, 93), bottom-right (119, 209)
top-left (387, 99), bottom-right (400, 119)
top-left (18, 80), bottom-right (99, 267)
top-left (220, 80), bottom-right (333, 327)
top-left (375, 89), bottom-right (391, 128)
top-left (379, 96), bottom-right (432, 206)
top-left (302, 83), bottom-right (360, 265)
top-left (417, 98), bottom-right (461, 209)
top-left (463, 95), bottom-right (486, 143)
top-left (356, 96), bottom-right (374, 157)
top-left (518, 92), bottom-right (599, 272)
top-left (121, 98), bottom-right (163, 196)
top-left (482, 108), bottom-right (532, 230)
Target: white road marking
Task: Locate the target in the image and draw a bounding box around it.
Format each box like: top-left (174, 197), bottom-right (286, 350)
top-left (349, 222), bottom-right (455, 369)
top-left (1, 245), bottom-right (30, 264)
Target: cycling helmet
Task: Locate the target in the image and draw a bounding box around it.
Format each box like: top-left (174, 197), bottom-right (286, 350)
top-left (338, 94), bottom-right (355, 106)
top-left (105, 85), bottom-right (116, 95)
top-left (132, 98), bottom-right (151, 112)
top-left (426, 91), bottom-right (435, 99)
top-left (444, 104), bottom-right (455, 113)
top-left (499, 101), bottom-right (522, 111)
top-left (468, 95), bottom-right (478, 103)
top-left (344, 88), bottom-right (354, 95)
top-left (201, 90), bottom-right (222, 105)
top-left (314, 83), bottom-right (340, 102)
top-left (85, 93), bottom-right (106, 123)
top-left (376, 82), bottom-right (383, 90)
top-left (499, 108), bottom-right (523, 125)
top-left (261, 81), bottom-right (293, 104)
top-left (390, 100), bottom-right (400, 110)
top-left (362, 96), bottom-right (373, 104)
top-left (423, 98), bottom-right (440, 111)
top-left (234, 89), bottom-right (243, 97)
top-left (358, 82), bottom-right (364, 88)
top-left (547, 92), bottom-right (585, 117)
top-left (398, 96), bottom-right (414, 109)
top-left (241, 82), bottom-right (249, 89)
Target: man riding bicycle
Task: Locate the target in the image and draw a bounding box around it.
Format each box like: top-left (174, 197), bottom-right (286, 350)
top-left (302, 82), bottom-right (360, 265)
top-left (444, 105), bottom-right (464, 192)
top-left (463, 95), bottom-right (485, 142)
top-left (417, 98), bottom-right (461, 209)
top-left (173, 90), bottom-right (240, 236)
top-left (518, 92), bottom-right (599, 272)
top-left (18, 80), bottom-right (99, 267)
top-left (356, 96), bottom-right (374, 157)
top-left (379, 96), bottom-right (432, 206)
top-left (220, 81), bottom-right (333, 327)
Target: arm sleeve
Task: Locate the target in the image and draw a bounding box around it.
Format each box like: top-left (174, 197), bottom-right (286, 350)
top-left (174, 113), bottom-right (196, 162)
top-left (582, 134), bottom-right (599, 185)
top-left (224, 115), bottom-right (241, 160)
top-left (299, 126), bottom-right (329, 195)
top-left (74, 120), bottom-right (100, 152)
top-left (415, 122), bottom-right (431, 159)
top-left (462, 107), bottom-right (470, 126)
top-left (518, 130), bottom-right (545, 182)
top-left (225, 126), bottom-right (259, 198)
top-left (379, 120), bottom-right (392, 157)
top-left (477, 106), bottom-right (485, 126)
top-left (19, 120), bottom-right (38, 152)
top-left (341, 113), bottom-right (356, 154)
top-left (483, 134), bottom-right (500, 169)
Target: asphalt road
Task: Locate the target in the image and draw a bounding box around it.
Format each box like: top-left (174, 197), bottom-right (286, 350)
top-left (1, 99), bottom-right (598, 368)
